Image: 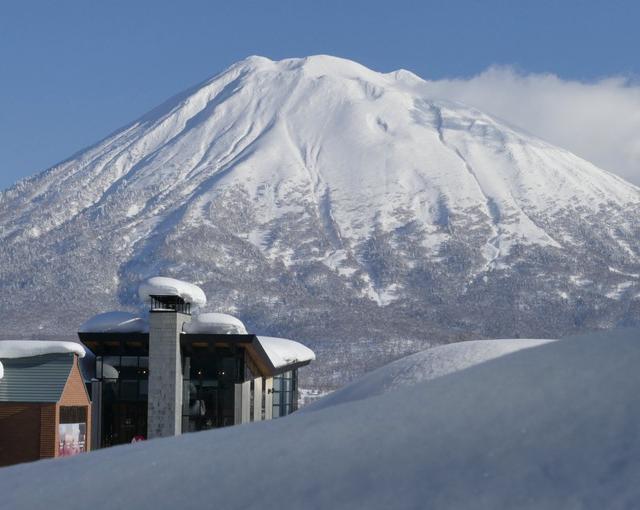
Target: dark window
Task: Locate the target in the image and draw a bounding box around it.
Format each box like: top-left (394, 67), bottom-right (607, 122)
top-left (60, 406), bottom-right (87, 424)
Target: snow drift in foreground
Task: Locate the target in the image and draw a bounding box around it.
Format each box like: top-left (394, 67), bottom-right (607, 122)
top-left (1, 330), bottom-right (639, 510)
top-left (301, 338), bottom-right (554, 413)
top-left (0, 340), bottom-right (86, 359)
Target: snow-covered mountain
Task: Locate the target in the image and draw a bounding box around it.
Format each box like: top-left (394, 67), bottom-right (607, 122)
top-left (2, 329), bottom-right (639, 509)
top-left (1, 55), bottom-right (639, 386)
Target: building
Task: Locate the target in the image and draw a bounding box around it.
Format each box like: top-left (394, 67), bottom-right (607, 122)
top-left (0, 341), bottom-right (91, 467)
top-left (78, 276), bottom-right (315, 448)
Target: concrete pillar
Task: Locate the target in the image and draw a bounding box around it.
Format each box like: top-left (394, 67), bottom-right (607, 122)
top-left (253, 377), bottom-right (263, 422)
top-left (147, 311), bottom-right (190, 439)
top-left (90, 380), bottom-right (102, 449)
top-left (234, 381), bottom-right (251, 424)
top-left (264, 377), bottom-right (273, 420)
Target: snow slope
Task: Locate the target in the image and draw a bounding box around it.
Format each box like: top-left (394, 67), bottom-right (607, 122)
top-left (301, 338), bottom-right (554, 413)
top-left (1, 329), bottom-right (638, 510)
top-left (0, 55), bottom-right (639, 385)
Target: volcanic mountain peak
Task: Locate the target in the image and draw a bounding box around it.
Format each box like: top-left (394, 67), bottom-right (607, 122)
top-left (0, 56), bottom-right (639, 380)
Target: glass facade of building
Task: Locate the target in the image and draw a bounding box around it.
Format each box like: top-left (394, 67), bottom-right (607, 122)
top-left (90, 341), bottom-right (302, 447)
top-left (272, 370), bottom-right (297, 418)
top-left (95, 354), bottom-right (149, 446)
top-left (181, 347), bottom-right (244, 432)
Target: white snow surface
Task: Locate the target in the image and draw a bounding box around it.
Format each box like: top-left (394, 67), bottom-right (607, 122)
top-left (78, 311), bottom-right (149, 333)
top-left (256, 336), bottom-right (316, 368)
top-left (138, 276), bottom-right (207, 307)
top-left (300, 338), bottom-right (554, 413)
top-left (0, 329), bottom-right (638, 509)
top-left (0, 340), bottom-right (85, 359)
top-left (183, 312), bottom-right (247, 335)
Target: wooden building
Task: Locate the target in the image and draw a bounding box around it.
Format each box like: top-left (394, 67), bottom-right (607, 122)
top-left (0, 343), bottom-right (91, 467)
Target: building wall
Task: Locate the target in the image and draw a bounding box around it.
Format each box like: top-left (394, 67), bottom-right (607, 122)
top-left (0, 403), bottom-right (60, 466)
top-left (39, 404), bottom-right (57, 459)
top-left (264, 377), bottom-right (273, 420)
top-left (0, 355), bottom-right (91, 467)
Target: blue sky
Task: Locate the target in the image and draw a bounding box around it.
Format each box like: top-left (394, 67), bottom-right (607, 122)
top-left (1, 0), bottom-right (640, 190)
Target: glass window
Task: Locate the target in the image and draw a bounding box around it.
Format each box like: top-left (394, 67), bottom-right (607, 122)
top-left (103, 355), bottom-right (119, 368)
top-left (120, 380), bottom-right (138, 401)
top-left (120, 356), bottom-right (139, 379)
top-left (139, 380), bottom-right (148, 399)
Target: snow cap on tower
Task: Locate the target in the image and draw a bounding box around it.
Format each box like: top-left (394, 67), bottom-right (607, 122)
top-left (138, 276), bottom-right (207, 308)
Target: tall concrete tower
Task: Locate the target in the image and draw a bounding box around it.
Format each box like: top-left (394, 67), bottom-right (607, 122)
top-left (147, 295), bottom-right (191, 439)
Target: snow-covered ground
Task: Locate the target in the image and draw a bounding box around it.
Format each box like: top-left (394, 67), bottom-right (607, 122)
top-left (1, 329), bottom-right (638, 509)
top-left (300, 338), bottom-right (554, 413)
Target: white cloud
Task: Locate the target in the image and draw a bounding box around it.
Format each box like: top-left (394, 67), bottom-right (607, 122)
top-left (422, 67), bottom-right (640, 186)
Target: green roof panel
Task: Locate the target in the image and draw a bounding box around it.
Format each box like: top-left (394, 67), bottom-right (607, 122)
top-left (0, 353), bottom-right (73, 403)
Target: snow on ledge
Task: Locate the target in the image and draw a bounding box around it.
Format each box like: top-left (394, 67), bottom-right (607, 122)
top-left (79, 311), bottom-right (149, 334)
top-left (256, 336), bottom-right (315, 369)
top-left (184, 313), bottom-right (247, 335)
top-left (138, 276), bottom-right (207, 307)
top-left (0, 340), bottom-right (86, 360)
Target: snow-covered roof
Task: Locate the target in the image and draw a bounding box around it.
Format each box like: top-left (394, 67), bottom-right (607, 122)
top-left (256, 336), bottom-right (315, 369)
top-left (138, 276), bottom-right (207, 307)
top-left (78, 311), bottom-right (149, 334)
top-left (183, 313), bottom-right (247, 335)
top-left (0, 340), bottom-right (86, 360)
